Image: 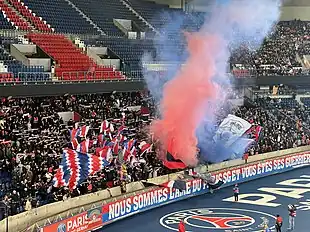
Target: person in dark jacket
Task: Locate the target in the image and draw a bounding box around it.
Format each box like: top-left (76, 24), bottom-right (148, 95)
top-left (233, 184), bottom-right (239, 202)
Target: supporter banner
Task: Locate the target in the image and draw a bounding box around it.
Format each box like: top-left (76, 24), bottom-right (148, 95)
top-left (57, 112), bottom-right (74, 123)
top-left (102, 179), bottom-right (208, 223)
top-left (40, 208), bottom-right (102, 232)
top-left (40, 152), bottom-right (310, 232)
top-left (124, 106), bottom-right (141, 112)
top-left (215, 152), bottom-right (310, 186)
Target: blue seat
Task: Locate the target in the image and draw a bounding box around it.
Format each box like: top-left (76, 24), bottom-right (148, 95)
top-left (70, 0), bottom-right (150, 37)
top-left (23, 0), bottom-right (99, 34)
top-left (0, 13), bottom-right (14, 30)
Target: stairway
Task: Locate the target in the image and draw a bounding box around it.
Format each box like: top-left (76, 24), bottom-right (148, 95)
top-left (0, 0), bottom-right (32, 30)
top-left (26, 33), bottom-right (125, 81)
top-left (119, 0), bottom-right (159, 34)
top-left (7, 0), bottom-right (53, 32)
top-left (63, 0), bottom-right (105, 35)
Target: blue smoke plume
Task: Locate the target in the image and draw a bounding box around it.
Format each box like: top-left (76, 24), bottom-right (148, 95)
top-left (142, 0), bottom-right (281, 163)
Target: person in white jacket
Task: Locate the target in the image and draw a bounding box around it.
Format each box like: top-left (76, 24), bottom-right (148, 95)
top-left (288, 204), bottom-right (296, 230)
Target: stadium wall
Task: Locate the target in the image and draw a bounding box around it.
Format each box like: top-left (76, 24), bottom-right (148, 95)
top-left (281, 6), bottom-right (310, 20)
top-left (143, 0), bottom-right (183, 8)
top-left (1, 146), bottom-right (310, 232)
top-left (3, 75), bottom-right (310, 97)
top-left (0, 81), bottom-right (145, 97)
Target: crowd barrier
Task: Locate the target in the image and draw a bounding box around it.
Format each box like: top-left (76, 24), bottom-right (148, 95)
top-left (1, 145), bottom-right (310, 232)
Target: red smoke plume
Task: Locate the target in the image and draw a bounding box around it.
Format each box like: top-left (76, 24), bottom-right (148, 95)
top-left (151, 32), bottom-right (222, 166)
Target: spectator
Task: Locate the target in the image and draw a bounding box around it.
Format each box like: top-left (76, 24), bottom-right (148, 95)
top-left (25, 199), bottom-right (31, 211)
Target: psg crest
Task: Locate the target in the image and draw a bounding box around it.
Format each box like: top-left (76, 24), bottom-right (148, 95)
top-left (159, 208), bottom-right (276, 232)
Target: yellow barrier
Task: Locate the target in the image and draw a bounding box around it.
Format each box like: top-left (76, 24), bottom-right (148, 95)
top-left (1, 145), bottom-right (310, 232)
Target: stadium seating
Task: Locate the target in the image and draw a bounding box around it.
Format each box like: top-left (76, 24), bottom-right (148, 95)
top-left (70, 0), bottom-right (150, 37)
top-left (23, 0), bottom-right (98, 34)
top-left (27, 33), bottom-right (124, 80)
top-left (85, 37), bottom-right (154, 78)
top-left (0, 72), bottom-right (18, 83)
top-left (0, 35), bottom-right (49, 82)
top-left (126, 0), bottom-right (170, 28)
top-left (300, 97), bottom-right (310, 107)
top-left (0, 8), bottom-right (14, 29)
top-left (8, 0), bottom-right (52, 32)
top-left (272, 98), bottom-right (299, 108)
top-left (0, 0), bottom-right (31, 30)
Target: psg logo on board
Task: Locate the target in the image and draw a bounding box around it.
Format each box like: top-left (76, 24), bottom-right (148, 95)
top-left (159, 208), bottom-right (276, 232)
top-left (57, 223), bottom-right (66, 232)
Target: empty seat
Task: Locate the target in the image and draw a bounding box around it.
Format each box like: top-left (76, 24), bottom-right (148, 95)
top-left (27, 33), bottom-right (124, 81)
top-left (23, 0), bottom-right (98, 34)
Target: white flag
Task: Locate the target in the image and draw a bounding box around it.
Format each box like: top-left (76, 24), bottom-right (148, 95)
top-left (214, 114), bottom-right (252, 147)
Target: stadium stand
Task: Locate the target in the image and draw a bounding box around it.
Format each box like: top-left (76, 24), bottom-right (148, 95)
top-left (7, 0), bottom-right (53, 32)
top-left (23, 0), bottom-right (98, 34)
top-left (125, 0), bottom-right (170, 28)
top-left (301, 97), bottom-right (310, 107)
top-left (0, 91), bottom-right (309, 218)
top-left (0, 35), bottom-right (48, 82)
top-left (26, 33), bottom-right (124, 80)
top-left (84, 37), bottom-right (154, 78)
top-left (231, 20), bottom-right (309, 76)
top-left (0, 0), bottom-right (310, 223)
top-left (70, 0), bottom-right (151, 37)
top-left (0, 9), bottom-right (14, 30)
top-left (126, 0), bottom-right (204, 32)
top-left (0, 0), bottom-right (32, 31)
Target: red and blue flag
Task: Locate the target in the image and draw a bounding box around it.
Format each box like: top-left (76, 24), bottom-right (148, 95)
top-left (53, 149), bottom-right (110, 190)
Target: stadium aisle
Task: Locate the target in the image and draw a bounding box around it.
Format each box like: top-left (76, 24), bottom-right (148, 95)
top-left (100, 167), bottom-right (310, 232)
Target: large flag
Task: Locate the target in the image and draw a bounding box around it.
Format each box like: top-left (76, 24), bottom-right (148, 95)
top-left (214, 114), bottom-right (252, 147)
top-left (187, 171), bottom-right (224, 190)
top-left (229, 137), bottom-right (255, 160)
top-left (142, 179), bottom-right (187, 191)
top-left (163, 139), bottom-right (187, 170)
top-left (53, 149), bottom-right (110, 190)
top-left (163, 151), bottom-right (187, 170)
top-left (160, 180), bottom-right (187, 191)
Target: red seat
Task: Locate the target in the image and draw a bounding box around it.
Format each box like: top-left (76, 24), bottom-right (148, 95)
top-left (7, 0), bottom-right (52, 32)
top-left (26, 33), bottom-right (126, 81)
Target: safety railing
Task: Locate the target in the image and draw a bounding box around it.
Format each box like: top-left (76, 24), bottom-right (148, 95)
top-left (17, 72), bottom-right (52, 81)
top-left (2, 68), bottom-right (309, 85)
top-left (59, 71), bottom-right (126, 81)
top-left (0, 71), bottom-right (144, 85)
top-left (231, 69), bottom-right (258, 78)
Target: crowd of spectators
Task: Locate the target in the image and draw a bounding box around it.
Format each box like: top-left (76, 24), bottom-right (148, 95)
top-left (230, 20), bottom-right (310, 77)
top-left (0, 92), bottom-right (170, 220)
top-left (234, 98), bottom-right (309, 156)
top-left (0, 90), bottom-right (309, 221)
